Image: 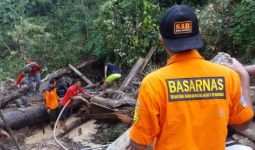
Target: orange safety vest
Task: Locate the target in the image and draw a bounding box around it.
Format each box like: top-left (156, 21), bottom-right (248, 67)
top-left (129, 50), bottom-right (254, 150)
top-left (44, 87), bottom-right (59, 110)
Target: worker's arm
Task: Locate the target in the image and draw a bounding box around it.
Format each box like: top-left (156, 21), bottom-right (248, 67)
top-left (227, 58), bottom-right (254, 131)
top-left (127, 76), bottom-right (161, 149)
top-left (104, 64), bottom-right (108, 78)
top-left (15, 72), bottom-right (25, 85)
top-left (245, 65), bottom-right (255, 76)
top-left (229, 58), bottom-right (252, 107)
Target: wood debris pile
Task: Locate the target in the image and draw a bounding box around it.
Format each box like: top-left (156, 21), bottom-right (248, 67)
top-left (0, 49), bottom-right (255, 150)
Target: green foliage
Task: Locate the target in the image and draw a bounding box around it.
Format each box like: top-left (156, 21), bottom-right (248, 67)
top-left (230, 0), bottom-right (255, 62)
top-left (0, 0), bottom-right (102, 80)
top-left (100, 123), bottom-right (129, 143)
top-left (0, 0), bottom-right (254, 80)
top-left (197, 0), bottom-right (235, 59)
top-left (87, 0), bottom-right (161, 67)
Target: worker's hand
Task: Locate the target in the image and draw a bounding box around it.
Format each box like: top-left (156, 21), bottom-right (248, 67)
top-left (0, 129), bottom-right (9, 140)
top-left (126, 139), bottom-right (147, 150)
top-left (221, 58), bottom-right (247, 75)
top-left (47, 109), bottom-right (51, 114)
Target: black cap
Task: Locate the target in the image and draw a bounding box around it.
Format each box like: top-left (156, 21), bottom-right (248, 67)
top-left (159, 5), bottom-right (203, 52)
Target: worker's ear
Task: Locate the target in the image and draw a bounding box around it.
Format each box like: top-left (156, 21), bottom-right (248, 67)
top-left (159, 34), bottom-right (172, 56)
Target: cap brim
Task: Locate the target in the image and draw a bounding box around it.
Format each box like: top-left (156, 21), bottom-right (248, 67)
top-left (163, 34), bottom-right (203, 52)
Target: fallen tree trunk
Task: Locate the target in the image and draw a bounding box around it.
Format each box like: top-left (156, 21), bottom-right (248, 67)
top-left (42, 57), bottom-right (97, 82)
top-left (0, 86), bottom-right (29, 108)
top-left (0, 105), bottom-right (48, 130)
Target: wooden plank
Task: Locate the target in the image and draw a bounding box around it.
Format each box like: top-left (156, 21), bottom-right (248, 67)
top-left (139, 47), bottom-right (156, 73)
top-left (90, 102), bottom-right (116, 113)
top-left (68, 64), bottom-right (93, 85)
top-left (87, 113), bottom-right (132, 124)
top-left (119, 58), bottom-right (144, 91)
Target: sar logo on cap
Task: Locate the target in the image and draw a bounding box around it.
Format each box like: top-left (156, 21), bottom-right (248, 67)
top-left (174, 21), bottom-right (192, 34)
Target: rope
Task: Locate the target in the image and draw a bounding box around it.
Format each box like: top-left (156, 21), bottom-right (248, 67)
top-left (53, 100), bottom-right (70, 150)
top-left (54, 96), bottom-right (103, 150)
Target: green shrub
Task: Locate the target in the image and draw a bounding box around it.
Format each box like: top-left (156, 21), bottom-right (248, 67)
top-left (230, 0), bottom-right (255, 63)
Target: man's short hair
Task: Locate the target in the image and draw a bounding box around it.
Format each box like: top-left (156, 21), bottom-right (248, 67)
top-left (49, 79), bottom-right (56, 84)
top-left (73, 78), bottom-right (81, 84)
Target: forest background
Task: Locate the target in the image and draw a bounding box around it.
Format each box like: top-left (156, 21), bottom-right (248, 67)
top-left (0, 0), bottom-right (254, 80)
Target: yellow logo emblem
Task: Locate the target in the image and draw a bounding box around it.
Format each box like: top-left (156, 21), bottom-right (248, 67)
top-left (174, 21), bottom-right (192, 34)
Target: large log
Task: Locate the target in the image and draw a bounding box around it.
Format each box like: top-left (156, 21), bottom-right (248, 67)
top-left (68, 64), bottom-right (93, 85)
top-left (41, 57), bottom-right (97, 82)
top-left (0, 86), bottom-right (29, 108)
top-left (0, 105), bottom-right (48, 130)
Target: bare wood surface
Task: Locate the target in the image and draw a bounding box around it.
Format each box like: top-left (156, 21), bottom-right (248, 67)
top-left (69, 64), bottom-right (93, 85)
top-left (87, 113), bottom-right (132, 124)
top-left (237, 129), bottom-right (255, 142)
top-left (140, 47), bottom-right (156, 73)
top-left (119, 58), bottom-right (144, 91)
top-left (92, 95), bottom-right (136, 108)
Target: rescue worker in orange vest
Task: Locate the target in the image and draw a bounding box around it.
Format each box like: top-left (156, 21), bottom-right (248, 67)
top-left (44, 79), bottom-right (59, 130)
top-left (16, 60), bottom-right (41, 92)
top-left (126, 5), bottom-right (254, 150)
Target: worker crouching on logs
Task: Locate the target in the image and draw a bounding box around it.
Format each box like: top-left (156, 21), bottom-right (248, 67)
top-left (59, 79), bottom-right (91, 133)
top-left (44, 79), bottom-right (59, 130)
top-left (102, 61), bottom-right (122, 91)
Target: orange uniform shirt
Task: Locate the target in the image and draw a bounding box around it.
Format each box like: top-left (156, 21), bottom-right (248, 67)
top-left (44, 87), bottom-right (59, 110)
top-left (129, 50), bottom-right (254, 150)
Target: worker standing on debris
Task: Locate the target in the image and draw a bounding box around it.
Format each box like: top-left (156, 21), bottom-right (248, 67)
top-left (0, 128), bottom-right (9, 139)
top-left (59, 79), bottom-right (91, 132)
top-left (16, 60), bottom-right (41, 93)
top-left (44, 79), bottom-right (59, 130)
top-left (102, 61), bottom-right (121, 90)
top-left (127, 4), bottom-right (254, 150)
